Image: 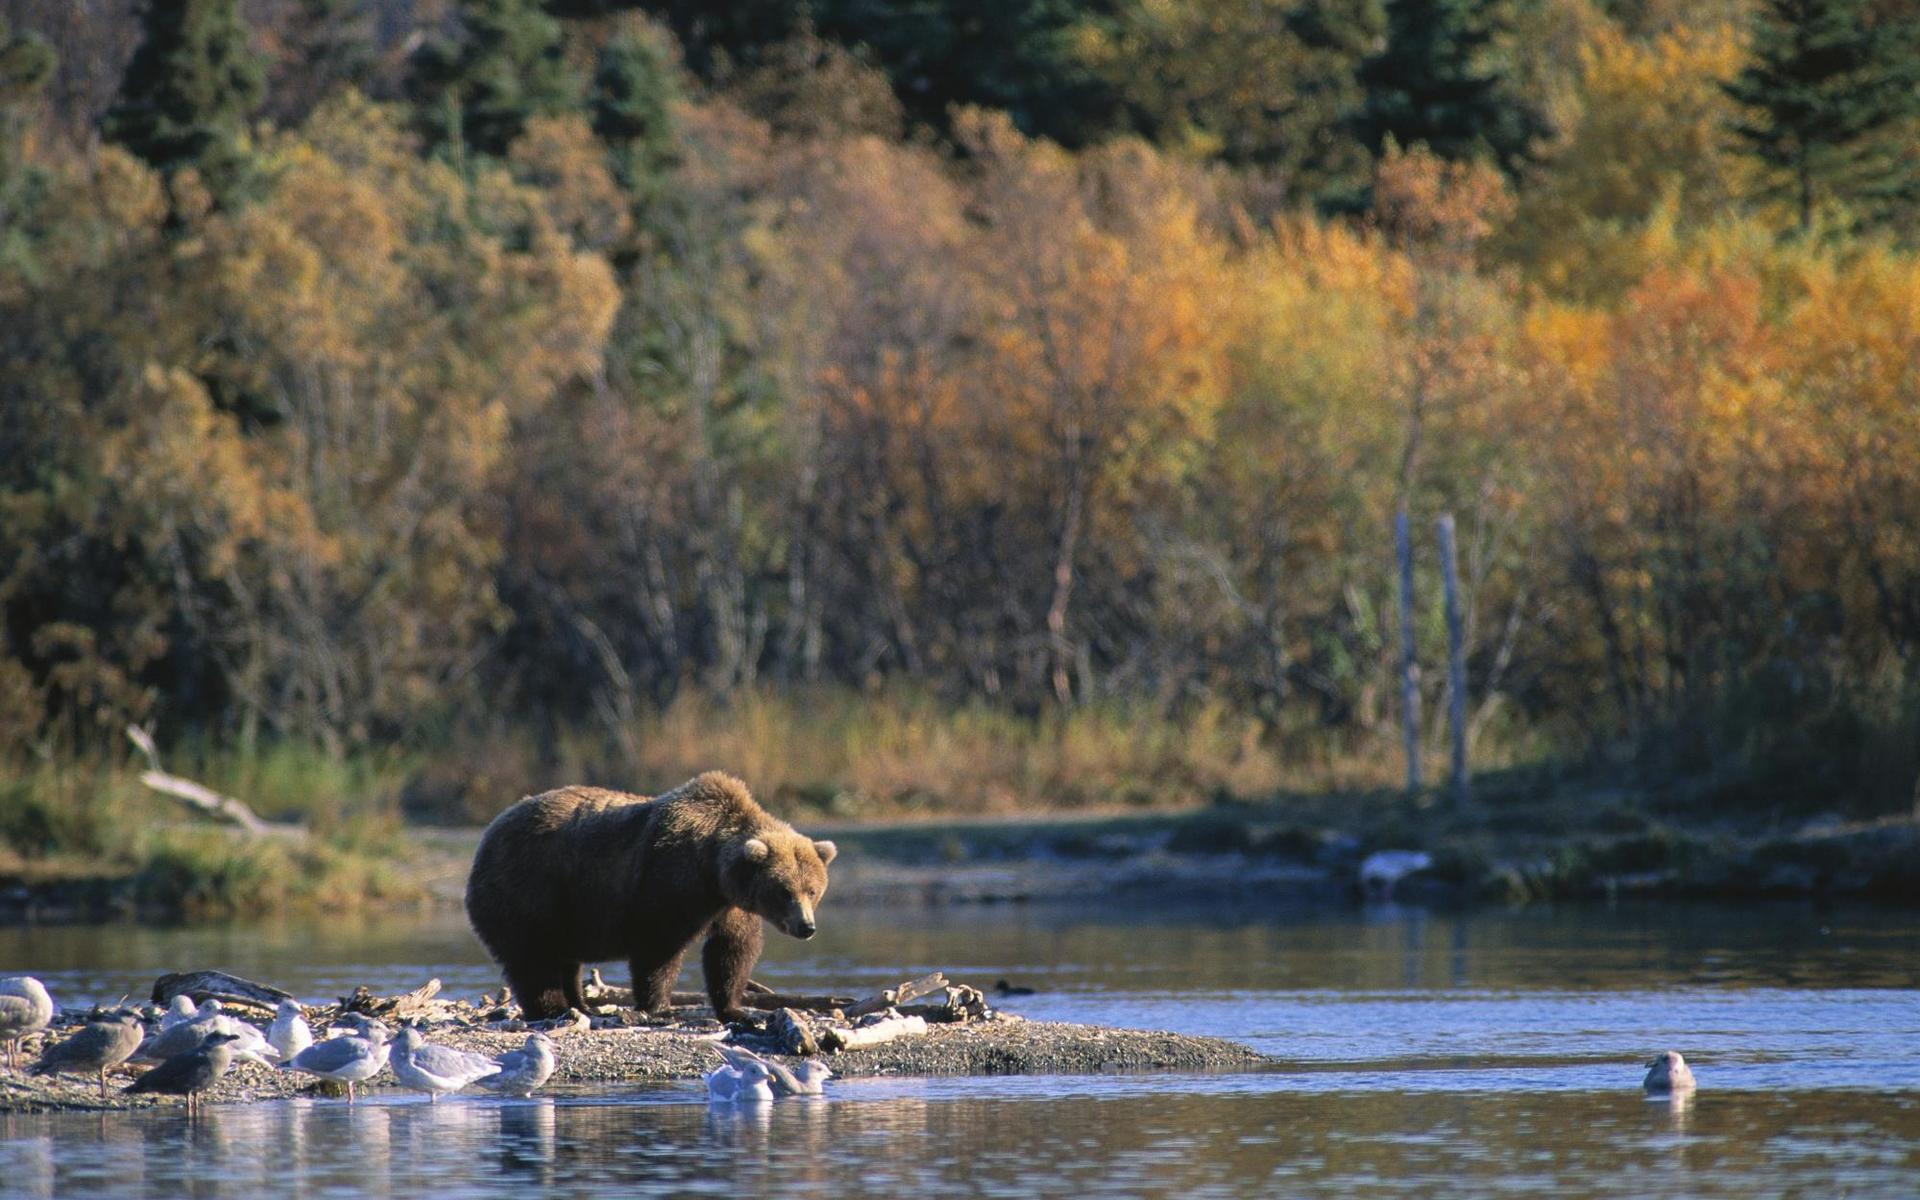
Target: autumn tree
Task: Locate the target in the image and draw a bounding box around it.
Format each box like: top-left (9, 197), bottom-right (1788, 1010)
top-left (100, 0), bottom-right (264, 206)
top-left (1724, 0), bottom-right (1920, 234)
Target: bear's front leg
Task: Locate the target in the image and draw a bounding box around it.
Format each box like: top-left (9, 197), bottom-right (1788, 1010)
top-left (702, 908), bottom-right (764, 1023)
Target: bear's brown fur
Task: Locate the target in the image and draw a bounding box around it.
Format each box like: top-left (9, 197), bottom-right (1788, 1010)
top-left (464, 771), bottom-right (836, 1022)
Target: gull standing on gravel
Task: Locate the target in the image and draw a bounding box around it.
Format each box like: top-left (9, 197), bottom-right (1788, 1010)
top-left (389, 1027), bottom-right (501, 1102)
top-left (126, 1031), bottom-right (242, 1115)
top-left (474, 1033), bottom-right (555, 1098)
top-left (282, 1017), bottom-right (391, 1103)
top-left (29, 1012), bottom-right (144, 1098)
top-left (1643, 1050), bottom-right (1697, 1093)
top-left (157, 995), bottom-right (196, 1032)
top-left (705, 1055), bottom-right (774, 1104)
top-left (268, 1000), bottom-right (314, 1062)
top-left (0, 976), bottom-right (55, 1071)
top-left (716, 1045), bottom-right (832, 1096)
top-left (138, 1000), bottom-right (278, 1067)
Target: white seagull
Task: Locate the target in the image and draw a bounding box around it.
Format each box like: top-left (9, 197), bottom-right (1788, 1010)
top-left (1643, 1050), bottom-right (1697, 1093)
top-left (474, 1033), bottom-right (556, 1098)
top-left (715, 1044), bottom-right (832, 1096)
top-left (389, 1027), bottom-right (502, 1102)
top-left (705, 1055), bottom-right (774, 1104)
top-left (282, 1018), bottom-right (391, 1103)
top-left (268, 1000), bottom-right (314, 1062)
top-left (0, 976), bottom-right (55, 1071)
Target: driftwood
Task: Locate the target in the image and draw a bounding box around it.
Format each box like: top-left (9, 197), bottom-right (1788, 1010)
top-left (823, 1013), bottom-right (928, 1052)
top-left (582, 969), bottom-right (850, 1014)
top-left (341, 978), bottom-right (445, 1022)
top-left (151, 971), bottom-right (294, 1014)
top-left (767, 1008), bottom-right (819, 1056)
top-left (127, 726), bottom-right (278, 836)
top-left (901, 983), bottom-right (991, 1024)
top-left (846, 972), bottom-right (948, 1019)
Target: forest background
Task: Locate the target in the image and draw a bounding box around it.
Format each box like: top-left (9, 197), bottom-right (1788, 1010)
top-left (3, 0), bottom-right (1919, 905)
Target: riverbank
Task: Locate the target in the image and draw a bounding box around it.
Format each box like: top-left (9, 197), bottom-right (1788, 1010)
top-left (4, 755), bottom-right (1917, 923)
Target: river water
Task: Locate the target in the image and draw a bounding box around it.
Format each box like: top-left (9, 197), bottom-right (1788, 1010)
top-left (1, 900), bottom-right (1917, 1197)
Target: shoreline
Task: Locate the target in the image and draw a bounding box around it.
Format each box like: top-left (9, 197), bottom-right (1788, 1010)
top-left (4, 804), bottom-right (1917, 926)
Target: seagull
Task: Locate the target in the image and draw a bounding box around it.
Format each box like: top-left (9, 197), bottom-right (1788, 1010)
top-left (474, 1033), bottom-right (556, 1098)
top-left (137, 999), bottom-right (226, 1062)
top-left (0, 976), bottom-right (55, 1071)
top-left (125, 1031), bottom-right (242, 1115)
top-left (705, 1055), bottom-right (774, 1104)
top-left (138, 1001), bottom-right (278, 1067)
top-left (1643, 1050), bottom-right (1697, 1093)
top-left (282, 1018), bottom-right (391, 1103)
top-left (1359, 850), bottom-right (1433, 901)
top-left (29, 1012), bottom-right (145, 1098)
top-left (388, 1027), bottom-right (501, 1102)
top-left (157, 995), bottom-right (197, 1032)
top-left (715, 1044), bottom-right (832, 1096)
top-left (267, 1000), bottom-right (314, 1062)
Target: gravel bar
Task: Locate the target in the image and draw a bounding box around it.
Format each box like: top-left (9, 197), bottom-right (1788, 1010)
top-left (0, 1015), bottom-right (1269, 1113)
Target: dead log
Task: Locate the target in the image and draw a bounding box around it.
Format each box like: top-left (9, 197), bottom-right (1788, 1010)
top-left (767, 1008), bottom-right (819, 1056)
top-left (127, 726), bottom-right (280, 836)
top-left (846, 972), bottom-right (948, 1019)
top-left (823, 1014), bottom-right (928, 1052)
top-left (900, 983), bottom-right (991, 1024)
top-left (341, 978), bottom-right (444, 1022)
top-left (151, 971), bottom-right (294, 1014)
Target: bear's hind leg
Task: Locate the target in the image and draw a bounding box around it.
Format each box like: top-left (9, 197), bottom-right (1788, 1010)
top-left (630, 947), bottom-right (686, 1014)
top-left (561, 964), bottom-right (588, 1014)
top-left (701, 909), bottom-right (763, 1023)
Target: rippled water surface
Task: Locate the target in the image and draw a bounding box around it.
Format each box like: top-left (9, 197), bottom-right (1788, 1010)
top-left (2, 900), bottom-right (1917, 1197)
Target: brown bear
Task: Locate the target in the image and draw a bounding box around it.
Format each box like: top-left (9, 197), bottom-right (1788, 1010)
top-left (464, 771), bottom-right (836, 1022)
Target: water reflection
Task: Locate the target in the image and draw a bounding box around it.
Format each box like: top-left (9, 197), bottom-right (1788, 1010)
top-left (1, 903), bottom-right (1918, 1196)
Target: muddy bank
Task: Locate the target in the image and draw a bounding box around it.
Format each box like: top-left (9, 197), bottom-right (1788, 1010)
top-left (0, 1016), bottom-right (1266, 1114)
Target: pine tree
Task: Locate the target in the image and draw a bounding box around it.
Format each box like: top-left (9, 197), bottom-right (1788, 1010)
top-left (590, 22), bottom-right (681, 197)
top-left (409, 0), bottom-right (579, 160)
top-left (0, 18), bottom-right (56, 229)
top-left (1724, 0), bottom-right (1920, 234)
top-left (101, 0), bottom-right (264, 203)
top-left (1349, 0), bottom-right (1547, 177)
top-left (263, 0), bottom-right (378, 124)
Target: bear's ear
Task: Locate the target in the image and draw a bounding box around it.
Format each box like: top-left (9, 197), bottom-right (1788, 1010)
top-left (741, 837), bottom-right (772, 863)
top-left (813, 839), bottom-right (837, 865)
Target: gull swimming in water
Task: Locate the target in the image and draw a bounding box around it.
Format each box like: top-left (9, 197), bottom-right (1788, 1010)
top-left (1643, 1050), bottom-right (1697, 1093)
top-left (389, 1027), bottom-right (502, 1102)
top-left (29, 1012), bottom-right (145, 1098)
top-left (0, 976), bottom-right (55, 1071)
top-left (268, 1000), bottom-right (314, 1062)
top-left (715, 1044), bottom-right (832, 1096)
top-left (126, 1031), bottom-right (242, 1114)
top-left (474, 1033), bottom-right (556, 1098)
top-left (705, 1055), bottom-right (774, 1104)
top-left (282, 1017), bottom-right (391, 1103)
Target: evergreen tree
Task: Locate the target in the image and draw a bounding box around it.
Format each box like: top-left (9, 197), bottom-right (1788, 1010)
top-left (1350, 0), bottom-right (1547, 177)
top-left (409, 0), bottom-right (579, 160)
top-left (590, 22), bottom-right (681, 198)
top-left (263, 0), bottom-right (378, 124)
top-left (1724, 0), bottom-right (1920, 234)
top-left (0, 18), bottom-right (55, 235)
top-left (100, 0), bottom-right (264, 203)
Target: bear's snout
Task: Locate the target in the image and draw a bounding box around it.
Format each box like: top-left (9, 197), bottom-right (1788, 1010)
top-left (780, 900), bottom-right (817, 939)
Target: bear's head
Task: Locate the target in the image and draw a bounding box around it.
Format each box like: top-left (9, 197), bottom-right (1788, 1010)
top-left (723, 830), bottom-right (837, 939)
